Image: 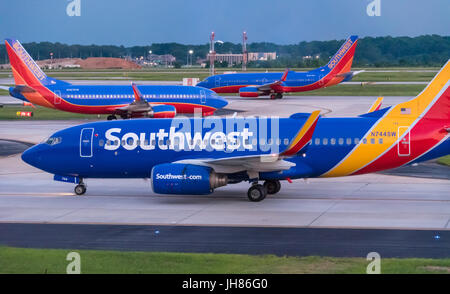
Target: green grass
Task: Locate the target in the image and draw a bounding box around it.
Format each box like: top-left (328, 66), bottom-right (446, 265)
top-left (0, 69), bottom-right (438, 82)
top-left (0, 105), bottom-right (105, 120)
top-left (288, 84), bottom-right (425, 96)
top-left (437, 155), bottom-right (450, 166)
top-left (352, 71), bottom-right (436, 82)
top-left (0, 246), bottom-right (449, 274)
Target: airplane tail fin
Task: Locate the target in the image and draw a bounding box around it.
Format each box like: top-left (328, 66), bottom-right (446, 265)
top-left (397, 59), bottom-right (450, 119)
top-left (5, 39), bottom-right (70, 87)
top-left (5, 39), bottom-right (49, 87)
top-left (325, 35), bottom-right (358, 74)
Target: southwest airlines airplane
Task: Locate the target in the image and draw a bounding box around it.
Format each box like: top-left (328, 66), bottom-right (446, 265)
top-left (3, 39), bottom-right (228, 119)
top-left (196, 35), bottom-right (362, 99)
top-left (22, 60), bottom-right (449, 201)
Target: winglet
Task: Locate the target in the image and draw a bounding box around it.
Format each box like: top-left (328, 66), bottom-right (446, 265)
top-left (281, 110), bottom-right (321, 157)
top-left (280, 68), bottom-right (289, 81)
top-left (131, 82), bottom-right (143, 102)
top-left (367, 97), bottom-right (383, 113)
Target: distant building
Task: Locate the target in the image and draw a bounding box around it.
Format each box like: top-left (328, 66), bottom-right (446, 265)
top-left (205, 52), bottom-right (277, 67)
top-left (208, 53), bottom-right (243, 66)
top-left (248, 52), bottom-right (277, 61)
top-left (302, 54), bottom-right (320, 60)
top-left (135, 54), bottom-right (176, 67)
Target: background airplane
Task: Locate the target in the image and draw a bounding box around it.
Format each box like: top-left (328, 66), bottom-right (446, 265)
top-left (21, 60), bottom-right (449, 201)
top-left (4, 39), bottom-right (228, 119)
top-left (196, 35), bottom-right (362, 99)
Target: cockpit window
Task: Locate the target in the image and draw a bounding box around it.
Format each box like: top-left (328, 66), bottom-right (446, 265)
top-left (45, 137), bottom-right (62, 145)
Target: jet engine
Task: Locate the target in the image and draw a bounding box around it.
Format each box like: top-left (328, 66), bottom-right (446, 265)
top-left (151, 164), bottom-right (228, 195)
top-left (149, 104), bottom-right (176, 118)
top-left (239, 86), bottom-right (260, 97)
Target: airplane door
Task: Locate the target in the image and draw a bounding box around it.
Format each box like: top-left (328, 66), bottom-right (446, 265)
top-left (215, 76), bottom-right (221, 87)
top-left (200, 90), bottom-right (206, 104)
top-left (397, 126), bottom-right (410, 157)
top-left (80, 128), bottom-right (94, 158)
top-left (54, 90), bottom-right (61, 104)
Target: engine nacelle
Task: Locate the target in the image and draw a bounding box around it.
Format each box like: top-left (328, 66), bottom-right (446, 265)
top-left (239, 86), bottom-right (260, 97)
top-left (150, 104), bottom-right (176, 118)
top-left (151, 164), bottom-right (228, 195)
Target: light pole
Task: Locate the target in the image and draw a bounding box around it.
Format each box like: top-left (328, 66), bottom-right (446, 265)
top-left (188, 50), bottom-right (193, 67)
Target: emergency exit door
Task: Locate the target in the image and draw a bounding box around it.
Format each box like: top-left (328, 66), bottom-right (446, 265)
top-left (397, 126), bottom-right (410, 156)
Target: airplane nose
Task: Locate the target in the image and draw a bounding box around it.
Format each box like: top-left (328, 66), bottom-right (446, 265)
top-left (196, 81), bottom-right (207, 88)
top-left (216, 96), bottom-right (228, 109)
top-left (21, 144), bottom-right (44, 169)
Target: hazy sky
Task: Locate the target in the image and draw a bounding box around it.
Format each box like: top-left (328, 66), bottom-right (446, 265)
top-left (1, 0), bottom-right (449, 45)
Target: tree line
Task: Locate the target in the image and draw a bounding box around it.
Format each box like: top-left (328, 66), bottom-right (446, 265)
top-left (1, 35), bottom-right (448, 68)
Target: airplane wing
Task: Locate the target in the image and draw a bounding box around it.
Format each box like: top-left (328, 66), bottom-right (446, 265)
top-left (113, 83), bottom-right (176, 118)
top-left (174, 110), bottom-right (320, 177)
top-left (256, 68), bottom-right (290, 92)
top-left (115, 83), bottom-right (151, 113)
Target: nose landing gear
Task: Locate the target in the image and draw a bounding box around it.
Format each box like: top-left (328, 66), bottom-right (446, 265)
top-left (74, 179), bottom-right (87, 195)
top-left (247, 180), bottom-right (281, 202)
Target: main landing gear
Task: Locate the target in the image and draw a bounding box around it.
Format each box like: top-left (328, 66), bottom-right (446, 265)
top-left (247, 180), bottom-right (281, 202)
top-left (107, 115), bottom-right (117, 120)
top-left (74, 179), bottom-right (87, 195)
top-left (270, 93), bottom-right (283, 99)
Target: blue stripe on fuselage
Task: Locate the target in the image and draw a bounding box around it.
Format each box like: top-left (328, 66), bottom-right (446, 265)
top-left (197, 67), bottom-right (333, 89)
top-left (45, 84), bottom-right (222, 108)
top-left (39, 115), bottom-right (378, 179)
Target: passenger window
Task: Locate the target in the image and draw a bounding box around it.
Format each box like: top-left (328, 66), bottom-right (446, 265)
top-left (379, 138), bottom-right (383, 144)
top-left (323, 138), bottom-right (328, 145)
top-left (284, 138), bottom-right (289, 145)
top-left (370, 138), bottom-right (375, 144)
top-left (330, 138), bottom-right (336, 145)
top-left (99, 139), bottom-right (104, 147)
top-left (354, 138), bottom-right (360, 144)
top-left (346, 138), bottom-right (352, 145)
top-left (363, 138), bottom-right (367, 144)
top-left (315, 138), bottom-right (320, 145)
top-left (338, 138), bottom-right (344, 145)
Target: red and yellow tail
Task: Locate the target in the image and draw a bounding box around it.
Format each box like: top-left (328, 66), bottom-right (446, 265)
top-left (5, 39), bottom-right (57, 108)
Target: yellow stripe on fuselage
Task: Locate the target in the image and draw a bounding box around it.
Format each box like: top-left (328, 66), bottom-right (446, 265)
top-left (322, 61), bottom-right (450, 177)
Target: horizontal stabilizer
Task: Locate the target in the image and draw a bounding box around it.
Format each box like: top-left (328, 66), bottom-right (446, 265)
top-left (281, 110), bottom-right (321, 156)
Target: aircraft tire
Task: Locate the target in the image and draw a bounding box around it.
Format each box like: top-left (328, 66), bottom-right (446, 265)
top-left (107, 115), bottom-right (116, 120)
top-left (264, 180), bottom-right (281, 195)
top-left (276, 93), bottom-right (283, 99)
top-left (74, 184), bottom-right (86, 195)
top-left (247, 184), bottom-right (267, 202)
